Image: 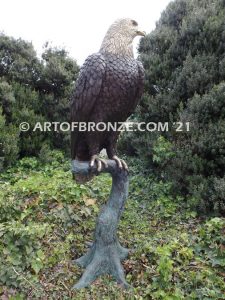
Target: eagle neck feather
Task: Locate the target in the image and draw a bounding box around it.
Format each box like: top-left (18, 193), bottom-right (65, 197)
top-left (100, 32), bottom-right (134, 58)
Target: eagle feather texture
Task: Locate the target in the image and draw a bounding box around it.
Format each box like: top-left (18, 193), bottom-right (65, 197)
top-left (70, 18), bottom-right (145, 183)
top-left (71, 52), bottom-right (144, 163)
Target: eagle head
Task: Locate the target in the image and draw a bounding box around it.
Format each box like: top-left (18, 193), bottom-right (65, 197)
top-left (112, 18), bottom-right (146, 38)
top-left (100, 18), bottom-right (146, 57)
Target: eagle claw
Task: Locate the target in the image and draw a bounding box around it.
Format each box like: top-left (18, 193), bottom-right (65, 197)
top-left (89, 155), bottom-right (108, 172)
top-left (112, 155), bottom-right (128, 171)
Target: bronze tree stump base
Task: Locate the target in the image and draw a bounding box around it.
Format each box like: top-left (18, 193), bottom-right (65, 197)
top-left (71, 160), bottom-right (130, 289)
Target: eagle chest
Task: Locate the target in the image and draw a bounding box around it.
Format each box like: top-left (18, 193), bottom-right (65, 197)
top-left (99, 55), bottom-right (139, 118)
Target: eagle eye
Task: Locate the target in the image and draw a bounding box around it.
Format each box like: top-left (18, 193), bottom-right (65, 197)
top-left (131, 20), bottom-right (138, 26)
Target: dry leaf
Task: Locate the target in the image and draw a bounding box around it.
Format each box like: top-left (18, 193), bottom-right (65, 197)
top-left (84, 197), bottom-right (96, 206)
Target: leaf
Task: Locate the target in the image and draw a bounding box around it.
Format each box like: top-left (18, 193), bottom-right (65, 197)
top-left (31, 259), bottom-right (43, 274)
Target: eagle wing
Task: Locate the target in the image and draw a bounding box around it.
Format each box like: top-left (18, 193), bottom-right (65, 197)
top-left (126, 60), bottom-right (145, 116)
top-left (135, 60), bottom-right (145, 107)
top-left (70, 53), bottom-right (106, 158)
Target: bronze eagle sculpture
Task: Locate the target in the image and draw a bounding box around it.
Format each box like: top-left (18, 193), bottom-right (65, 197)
top-left (71, 18), bottom-right (145, 183)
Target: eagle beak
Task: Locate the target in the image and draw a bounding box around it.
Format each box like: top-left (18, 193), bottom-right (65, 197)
top-left (136, 30), bottom-right (146, 37)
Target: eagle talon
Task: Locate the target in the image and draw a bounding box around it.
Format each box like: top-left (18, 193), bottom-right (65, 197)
top-left (112, 156), bottom-right (128, 171)
top-left (89, 155), bottom-right (108, 172)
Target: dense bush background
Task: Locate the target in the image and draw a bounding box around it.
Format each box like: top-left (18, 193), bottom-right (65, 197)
top-left (119, 0), bottom-right (225, 214)
top-left (0, 35), bottom-right (79, 168)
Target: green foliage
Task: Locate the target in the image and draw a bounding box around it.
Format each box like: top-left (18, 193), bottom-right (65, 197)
top-left (17, 157), bottom-right (39, 170)
top-left (0, 221), bottom-right (50, 286)
top-left (0, 34), bottom-right (41, 85)
top-left (39, 46), bottom-right (78, 97)
top-left (0, 156), bottom-right (224, 298)
top-left (124, 0), bottom-right (225, 214)
top-left (198, 218), bottom-right (225, 268)
top-left (0, 107), bottom-right (19, 170)
top-left (0, 81), bottom-right (15, 121)
top-left (38, 144), bottom-right (64, 165)
top-left (152, 136), bottom-right (175, 165)
top-left (0, 33), bottom-right (79, 168)
top-left (13, 107), bottom-right (47, 157)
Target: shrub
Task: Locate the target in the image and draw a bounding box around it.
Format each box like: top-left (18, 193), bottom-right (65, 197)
top-left (124, 0), bottom-right (225, 214)
top-left (0, 108), bottom-right (19, 170)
